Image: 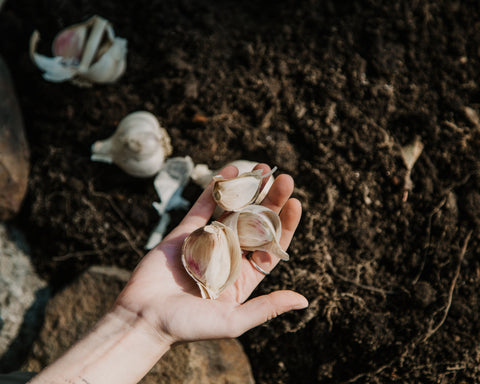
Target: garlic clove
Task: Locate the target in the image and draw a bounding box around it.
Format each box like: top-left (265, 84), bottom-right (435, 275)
top-left (84, 37), bottom-right (126, 83)
top-left (52, 25), bottom-right (87, 61)
top-left (192, 160), bottom-right (264, 189)
top-left (182, 221), bottom-right (242, 299)
top-left (29, 15), bottom-right (127, 86)
top-left (221, 205), bottom-right (289, 261)
top-left (91, 111), bottom-right (173, 177)
top-left (212, 166), bottom-right (277, 211)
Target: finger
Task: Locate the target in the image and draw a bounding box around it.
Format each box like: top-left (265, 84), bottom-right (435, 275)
top-left (167, 165), bottom-right (239, 238)
top-left (242, 172), bottom-right (295, 280)
top-left (278, 197), bottom-right (302, 249)
top-left (242, 198), bottom-right (302, 295)
top-left (261, 174), bottom-right (295, 214)
top-left (226, 290), bottom-right (308, 338)
top-left (252, 163), bottom-right (272, 192)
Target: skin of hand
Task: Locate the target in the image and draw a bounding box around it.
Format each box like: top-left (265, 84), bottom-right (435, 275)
top-left (115, 163), bottom-right (308, 344)
top-left (28, 164), bottom-right (308, 384)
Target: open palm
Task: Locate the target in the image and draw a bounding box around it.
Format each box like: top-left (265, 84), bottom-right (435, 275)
top-left (115, 164), bottom-right (308, 345)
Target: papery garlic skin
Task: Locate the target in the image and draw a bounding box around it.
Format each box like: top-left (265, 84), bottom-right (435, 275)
top-left (221, 205), bottom-right (289, 261)
top-left (91, 111), bottom-right (172, 177)
top-left (212, 166), bottom-right (277, 212)
top-left (145, 156), bottom-right (194, 250)
top-left (29, 15), bottom-right (127, 86)
top-left (181, 221), bottom-right (242, 299)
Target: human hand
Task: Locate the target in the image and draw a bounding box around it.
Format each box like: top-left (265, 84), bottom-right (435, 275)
top-left (28, 164), bottom-right (307, 384)
top-left (115, 163), bottom-right (308, 344)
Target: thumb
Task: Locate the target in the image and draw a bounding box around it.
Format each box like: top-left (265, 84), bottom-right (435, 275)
top-left (230, 290), bottom-right (308, 337)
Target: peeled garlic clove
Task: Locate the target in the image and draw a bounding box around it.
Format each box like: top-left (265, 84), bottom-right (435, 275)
top-left (182, 221), bottom-right (242, 299)
top-left (91, 111), bottom-right (173, 177)
top-left (29, 15), bottom-right (127, 86)
top-left (212, 166), bottom-right (277, 211)
top-left (221, 205), bottom-right (289, 261)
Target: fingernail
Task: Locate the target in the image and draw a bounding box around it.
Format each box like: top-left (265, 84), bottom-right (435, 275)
top-left (293, 299), bottom-right (309, 310)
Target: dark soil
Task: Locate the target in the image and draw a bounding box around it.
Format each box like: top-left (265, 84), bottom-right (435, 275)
top-left (2, 0), bottom-right (480, 382)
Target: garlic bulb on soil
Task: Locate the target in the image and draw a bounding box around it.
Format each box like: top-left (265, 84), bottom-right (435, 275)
top-left (91, 111), bottom-right (172, 177)
top-left (212, 166), bottom-right (277, 211)
top-left (29, 15), bottom-right (127, 86)
top-left (182, 221), bottom-right (242, 299)
top-left (221, 204), bottom-right (289, 261)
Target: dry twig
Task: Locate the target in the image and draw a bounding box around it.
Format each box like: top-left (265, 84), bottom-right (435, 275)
top-left (421, 230), bottom-right (473, 342)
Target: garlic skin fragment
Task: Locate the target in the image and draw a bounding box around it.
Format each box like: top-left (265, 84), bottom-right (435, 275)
top-left (212, 166), bottom-right (277, 212)
top-left (145, 156), bottom-right (195, 250)
top-left (29, 15), bottom-right (127, 86)
top-left (221, 205), bottom-right (289, 261)
top-left (91, 111), bottom-right (173, 177)
top-left (182, 221), bottom-right (242, 299)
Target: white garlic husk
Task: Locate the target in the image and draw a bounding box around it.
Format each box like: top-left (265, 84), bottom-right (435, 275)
top-left (145, 156), bottom-right (194, 250)
top-left (212, 166), bottom-right (277, 211)
top-left (91, 111), bottom-right (172, 177)
top-left (29, 15), bottom-right (127, 86)
top-left (221, 204), bottom-right (289, 261)
top-left (182, 221), bottom-right (242, 299)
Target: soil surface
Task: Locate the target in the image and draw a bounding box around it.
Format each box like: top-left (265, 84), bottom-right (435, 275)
top-left (2, 0), bottom-right (480, 383)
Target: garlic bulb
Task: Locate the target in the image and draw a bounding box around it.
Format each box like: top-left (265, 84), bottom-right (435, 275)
top-left (91, 111), bottom-right (172, 177)
top-left (182, 221), bottom-right (242, 299)
top-left (29, 15), bottom-right (127, 86)
top-left (221, 205), bottom-right (289, 261)
top-left (212, 166), bottom-right (277, 211)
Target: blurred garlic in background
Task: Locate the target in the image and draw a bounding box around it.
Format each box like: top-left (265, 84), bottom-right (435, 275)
top-left (91, 111), bottom-right (172, 177)
top-left (29, 15), bottom-right (127, 86)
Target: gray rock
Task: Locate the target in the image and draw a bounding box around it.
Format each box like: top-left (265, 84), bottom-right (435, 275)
top-left (22, 266), bottom-right (255, 384)
top-left (0, 224), bottom-right (49, 371)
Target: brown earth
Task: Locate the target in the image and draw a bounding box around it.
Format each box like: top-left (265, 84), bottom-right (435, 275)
top-left (1, 0), bottom-right (480, 383)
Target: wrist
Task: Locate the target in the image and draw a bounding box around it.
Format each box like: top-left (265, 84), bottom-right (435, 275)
top-left (108, 303), bottom-right (173, 355)
top-left (29, 305), bottom-right (171, 384)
